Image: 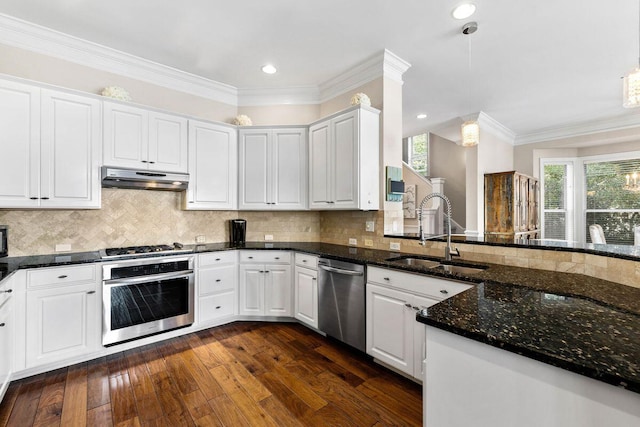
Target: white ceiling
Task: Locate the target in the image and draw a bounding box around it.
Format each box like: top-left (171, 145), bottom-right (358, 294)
top-left (1, 0), bottom-right (639, 142)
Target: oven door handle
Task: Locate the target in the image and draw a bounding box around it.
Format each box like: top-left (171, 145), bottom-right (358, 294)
top-left (103, 270), bottom-right (194, 286)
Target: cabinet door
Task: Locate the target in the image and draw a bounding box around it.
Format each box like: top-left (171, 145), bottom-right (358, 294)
top-left (239, 265), bottom-right (264, 315)
top-left (26, 282), bottom-right (99, 368)
top-left (294, 266), bottom-right (317, 328)
top-left (148, 111), bottom-right (188, 173)
top-left (239, 129), bottom-right (270, 209)
top-left (309, 121), bottom-right (331, 208)
top-left (366, 283), bottom-right (413, 376)
top-left (103, 102), bottom-right (148, 169)
top-left (332, 110), bottom-right (359, 208)
top-left (184, 121), bottom-right (237, 210)
top-left (265, 264), bottom-right (292, 317)
top-left (0, 302), bottom-right (12, 398)
top-left (411, 294), bottom-right (439, 380)
top-left (0, 80), bottom-right (40, 207)
top-left (40, 90), bottom-right (101, 208)
top-left (272, 128), bottom-right (307, 210)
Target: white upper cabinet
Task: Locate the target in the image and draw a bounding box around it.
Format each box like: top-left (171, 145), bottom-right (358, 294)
top-left (239, 127), bottom-right (307, 210)
top-left (183, 120), bottom-right (237, 210)
top-left (40, 90), bottom-right (102, 208)
top-left (0, 79), bottom-right (101, 209)
top-left (309, 105), bottom-right (380, 210)
top-left (103, 102), bottom-right (187, 173)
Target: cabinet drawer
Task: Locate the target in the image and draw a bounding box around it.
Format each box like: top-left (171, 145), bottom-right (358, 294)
top-left (199, 290), bottom-right (236, 323)
top-left (295, 253), bottom-right (318, 269)
top-left (367, 266), bottom-right (473, 300)
top-left (199, 265), bottom-right (236, 295)
top-left (199, 251), bottom-right (237, 267)
top-left (240, 251), bottom-right (290, 264)
top-left (27, 265), bottom-right (96, 288)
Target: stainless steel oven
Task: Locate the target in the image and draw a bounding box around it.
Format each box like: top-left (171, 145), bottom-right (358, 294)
top-left (102, 256), bottom-right (195, 346)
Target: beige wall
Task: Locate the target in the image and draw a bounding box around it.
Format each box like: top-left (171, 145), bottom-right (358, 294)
top-left (319, 78), bottom-right (384, 116)
top-left (429, 134), bottom-right (466, 226)
top-left (0, 43), bottom-right (237, 123)
top-left (514, 129), bottom-right (640, 177)
top-left (237, 104), bottom-right (321, 126)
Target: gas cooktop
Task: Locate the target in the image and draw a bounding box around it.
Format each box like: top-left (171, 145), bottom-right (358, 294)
top-left (100, 243), bottom-right (192, 259)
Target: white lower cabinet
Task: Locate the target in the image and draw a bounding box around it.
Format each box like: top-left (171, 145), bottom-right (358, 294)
top-left (25, 265), bottom-right (100, 368)
top-left (366, 267), bottom-right (472, 380)
top-left (239, 251), bottom-right (292, 317)
top-left (0, 296), bottom-right (13, 401)
top-left (294, 253), bottom-right (319, 329)
top-left (197, 251), bottom-right (238, 325)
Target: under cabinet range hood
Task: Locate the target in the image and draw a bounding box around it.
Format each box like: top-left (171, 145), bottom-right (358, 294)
top-left (101, 167), bottom-right (189, 191)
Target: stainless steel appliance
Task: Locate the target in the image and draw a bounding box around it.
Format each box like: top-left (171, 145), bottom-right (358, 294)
top-left (317, 258), bottom-right (366, 352)
top-left (0, 226), bottom-right (6, 258)
top-left (102, 255), bottom-right (195, 346)
top-left (101, 166), bottom-right (189, 191)
top-left (99, 243), bottom-right (191, 259)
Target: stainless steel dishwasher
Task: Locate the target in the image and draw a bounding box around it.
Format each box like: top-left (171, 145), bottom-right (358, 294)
top-left (317, 258), bottom-right (366, 352)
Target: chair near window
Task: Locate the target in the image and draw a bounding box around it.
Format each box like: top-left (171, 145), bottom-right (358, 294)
top-left (589, 224), bottom-right (606, 244)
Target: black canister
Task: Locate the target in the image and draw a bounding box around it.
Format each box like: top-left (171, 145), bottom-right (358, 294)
top-left (230, 219), bottom-right (246, 245)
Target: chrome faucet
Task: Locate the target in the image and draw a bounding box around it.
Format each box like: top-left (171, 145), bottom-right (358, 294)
top-left (417, 192), bottom-right (460, 261)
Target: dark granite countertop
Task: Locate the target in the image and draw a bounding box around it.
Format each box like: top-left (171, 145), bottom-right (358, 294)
top-left (1, 241), bottom-right (639, 394)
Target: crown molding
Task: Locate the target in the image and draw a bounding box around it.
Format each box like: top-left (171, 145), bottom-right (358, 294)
top-left (0, 13), bottom-right (239, 105)
top-left (477, 111), bottom-right (516, 145)
top-left (318, 49), bottom-right (411, 103)
top-left (514, 113), bottom-right (640, 145)
top-left (0, 13), bottom-right (411, 108)
top-left (382, 49), bottom-right (412, 85)
top-left (237, 86), bottom-right (320, 106)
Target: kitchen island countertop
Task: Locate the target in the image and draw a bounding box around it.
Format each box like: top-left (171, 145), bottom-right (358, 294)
top-left (1, 241), bottom-right (639, 393)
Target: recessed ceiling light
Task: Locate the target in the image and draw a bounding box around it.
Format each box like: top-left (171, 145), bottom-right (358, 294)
top-left (261, 64), bottom-right (277, 74)
top-left (452, 3), bottom-right (476, 20)
top-left (417, 113), bottom-right (428, 119)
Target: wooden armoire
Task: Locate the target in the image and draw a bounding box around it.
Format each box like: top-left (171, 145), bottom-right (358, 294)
top-left (484, 171), bottom-right (540, 243)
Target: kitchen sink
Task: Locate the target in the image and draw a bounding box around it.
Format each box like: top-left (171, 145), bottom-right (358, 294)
top-left (385, 257), bottom-right (441, 268)
top-left (385, 256), bottom-right (487, 276)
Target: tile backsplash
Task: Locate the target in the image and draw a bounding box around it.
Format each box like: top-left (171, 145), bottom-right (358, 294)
top-left (0, 189), bottom-right (320, 256)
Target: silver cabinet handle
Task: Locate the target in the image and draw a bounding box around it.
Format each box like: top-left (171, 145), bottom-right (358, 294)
top-left (141, 160), bottom-right (148, 163)
top-left (87, 291), bottom-right (96, 294)
top-left (274, 257), bottom-right (280, 260)
top-left (215, 258), bottom-right (221, 261)
top-left (312, 278), bottom-right (317, 281)
top-left (58, 275), bottom-right (68, 279)
top-left (383, 277), bottom-right (390, 281)
top-left (440, 289), bottom-right (449, 295)
top-left (302, 259), bottom-right (307, 263)
top-left (216, 279), bottom-right (221, 282)
top-left (248, 256), bottom-right (254, 259)
top-left (404, 303), bottom-right (412, 308)
top-left (2, 289), bottom-right (12, 293)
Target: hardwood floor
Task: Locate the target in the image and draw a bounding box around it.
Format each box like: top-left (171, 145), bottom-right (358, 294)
top-left (0, 322), bottom-right (422, 426)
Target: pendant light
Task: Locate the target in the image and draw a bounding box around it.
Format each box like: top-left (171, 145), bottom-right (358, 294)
top-left (623, 0), bottom-right (640, 108)
top-left (461, 21), bottom-right (479, 146)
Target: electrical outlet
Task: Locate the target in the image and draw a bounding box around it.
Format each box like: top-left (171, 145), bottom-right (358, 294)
top-left (55, 244), bottom-right (71, 252)
top-left (195, 235), bottom-right (206, 243)
top-left (390, 242), bottom-right (401, 251)
top-left (364, 239), bottom-right (374, 247)
top-left (265, 234), bottom-right (274, 241)
top-left (349, 238), bottom-right (357, 245)
top-left (365, 221), bottom-right (375, 232)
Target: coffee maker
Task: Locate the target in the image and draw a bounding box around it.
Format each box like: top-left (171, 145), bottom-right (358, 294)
top-left (229, 219), bottom-right (246, 245)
